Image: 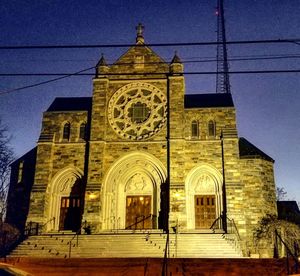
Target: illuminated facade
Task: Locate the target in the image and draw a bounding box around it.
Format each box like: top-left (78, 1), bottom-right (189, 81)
top-left (6, 28), bottom-right (277, 257)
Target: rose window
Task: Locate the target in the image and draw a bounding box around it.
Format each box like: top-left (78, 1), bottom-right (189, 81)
top-left (108, 83), bottom-right (167, 140)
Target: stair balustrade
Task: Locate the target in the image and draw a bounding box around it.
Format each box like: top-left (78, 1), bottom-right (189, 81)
top-left (274, 229), bottom-right (299, 274)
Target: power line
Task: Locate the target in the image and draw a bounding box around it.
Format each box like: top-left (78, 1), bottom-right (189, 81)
top-left (3, 53), bottom-right (300, 63)
top-left (0, 38), bottom-right (300, 50)
top-left (0, 66), bottom-right (95, 96)
top-left (1, 70), bottom-right (300, 77)
top-left (1, 68), bottom-right (299, 96)
top-left (1, 55), bottom-right (299, 69)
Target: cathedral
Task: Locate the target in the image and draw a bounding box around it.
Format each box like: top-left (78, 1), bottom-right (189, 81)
top-left (6, 26), bottom-right (277, 257)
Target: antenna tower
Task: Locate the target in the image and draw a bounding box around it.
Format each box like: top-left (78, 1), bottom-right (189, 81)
top-left (216, 0), bottom-right (231, 93)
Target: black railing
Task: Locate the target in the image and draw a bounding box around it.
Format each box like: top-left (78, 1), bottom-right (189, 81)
top-left (274, 229), bottom-right (299, 275)
top-left (24, 217), bottom-right (56, 236)
top-left (24, 221), bottom-right (40, 236)
top-left (67, 228), bottom-right (81, 258)
top-left (125, 214), bottom-right (157, 230)
top-left (210, 215), bottom-right (240, 240)
top-left (162, 232), bottom-right (169, 276)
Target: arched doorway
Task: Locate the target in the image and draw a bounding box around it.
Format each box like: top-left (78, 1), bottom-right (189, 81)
top-left (46, 166), bottom-right (84, 232)
top-left (102, 152), bottom-right (166, 230)
top-left (185, 164), bottom-right (223, 229)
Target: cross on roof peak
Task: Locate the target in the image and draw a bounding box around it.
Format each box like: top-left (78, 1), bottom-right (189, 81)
top-left (136, 23), bottom-right (145, 44)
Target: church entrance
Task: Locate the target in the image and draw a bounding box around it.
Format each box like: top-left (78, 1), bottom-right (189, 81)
top-left (125, 195), bottom-right (151, 229)
top-left (59, 196), bottom-right (82, 231)
top-left (194, 195), bottom-right (216, 229)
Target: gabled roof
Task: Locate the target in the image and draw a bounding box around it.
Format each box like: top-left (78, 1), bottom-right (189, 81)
top-left (184, 93), bottom-right (234, 108)
top-left (47, 97), bottom-right (92, 112)
top-left (107, 43), bottom-right (169, 76)
top-left (277, 201), bottom-right (300, 214)
top-left (239, 137), bottom-right (274, 162)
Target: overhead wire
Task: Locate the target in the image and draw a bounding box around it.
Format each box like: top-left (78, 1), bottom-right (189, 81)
top-left (0, 66), bottom-right (95, 96)
top-left (0, 38), bottom-right (300, 49)
top-left (1, 68), bottom-right (300, 96)
top-left (1, 70), bottom-right (300, 77)
top-left (1, 38), bottom-right (299, 96)
top-left (2, 53), bottom-right (300, 63)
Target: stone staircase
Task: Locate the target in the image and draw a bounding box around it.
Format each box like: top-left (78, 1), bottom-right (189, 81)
top-left (9, 230), bottom-right (242, 258)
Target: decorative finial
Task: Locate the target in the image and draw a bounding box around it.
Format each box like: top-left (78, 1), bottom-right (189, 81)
top-left (171, 51), bottom-right (181, 63)
top-left (97, 53), bottom-right (107, 66)
top-left (136, 23), bottom-right (145, 44)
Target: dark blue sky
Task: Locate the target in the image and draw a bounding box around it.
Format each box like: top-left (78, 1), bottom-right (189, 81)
top-left (0, 0), bottom-right (299, 202)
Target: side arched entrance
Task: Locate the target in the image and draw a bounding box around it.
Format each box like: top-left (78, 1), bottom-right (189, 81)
top-left (102, 152), bottom-right (167, 230)
top-left (185, 164), bottom-right (223, 229)
top-left (46, 166), bottom-right (84, 232)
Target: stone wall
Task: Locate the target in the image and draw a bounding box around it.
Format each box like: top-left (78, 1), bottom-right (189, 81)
top-left (240, 157), bottom-right (277, 256)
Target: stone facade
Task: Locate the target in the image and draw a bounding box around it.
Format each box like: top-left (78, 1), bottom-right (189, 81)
top-left (6, 32), bottom-right (277, 257)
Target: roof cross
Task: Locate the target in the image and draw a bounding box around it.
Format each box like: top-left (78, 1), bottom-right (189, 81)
top-left (136, 23), bottom-right (145, 44)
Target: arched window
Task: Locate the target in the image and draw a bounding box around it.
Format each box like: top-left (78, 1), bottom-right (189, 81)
top-left (18, 161), bottom-right (24, 183)
top-left (63, 122), bottom-right (71, 141)
top-left (79, 123), bottom-right (87, 140)
top-left (191, 120), bottom-right (199, 138)
top-left (208, 120), bottom-right (216, 137)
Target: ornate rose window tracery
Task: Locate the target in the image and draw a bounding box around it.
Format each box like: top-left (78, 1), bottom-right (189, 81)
top-left (108, 83), bottom-right (167, 140)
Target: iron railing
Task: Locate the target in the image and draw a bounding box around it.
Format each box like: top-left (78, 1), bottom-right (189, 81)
top-left (125, 214), bottom-right (157, 230)
top-left (25, 217), bottom-right (56, 236)
top-left (210, 215), bottom-right (240, 239)
top-left (274, 229), bottom-right (299, 275)
top-left (67, 228), bottom-right (81, 258)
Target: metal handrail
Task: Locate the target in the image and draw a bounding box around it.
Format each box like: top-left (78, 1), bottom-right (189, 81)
top-left (162, 231), bottom-right (169, 275)
top-left (68, 228), bottom-right (81, 258)
top-left (227, 217), bottom-right (241, 240)
top-left (25, 217), bottom-right (56, 236)
top-left (125, 214), bottom-right (156, 230)
top-left (274, 229), bottom-right (299, 274)
top-left (210, 216), bottom-right (222, 232)
top-left (210, 215), bottom-right (241, 240)
top-left (41, 217), bottom-right (56, 233)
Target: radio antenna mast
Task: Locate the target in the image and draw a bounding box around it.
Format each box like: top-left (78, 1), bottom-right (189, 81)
top-left (216, 0), bottom-right (231, 93)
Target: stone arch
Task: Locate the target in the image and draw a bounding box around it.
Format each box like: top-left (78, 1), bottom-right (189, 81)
top-left (45, 166), bottom-right (84, 231)
top-left (185, 164), bottom-right (223, 229)
top-left (102, 151), bottom-right (167, 230)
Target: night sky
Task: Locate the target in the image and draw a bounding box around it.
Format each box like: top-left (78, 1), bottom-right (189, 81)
top-left (0, 1), bottom-right (299, 202)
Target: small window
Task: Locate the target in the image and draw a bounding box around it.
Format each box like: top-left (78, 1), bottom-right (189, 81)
top-left (18, 161), bottom-right (24, 183)
top-left (63, 122), bottom-right (71, 141)
top-left (191, 120), bottom-right (199, 138)
top-left (79, 123), bottom-right (87, 140)
top-left (208, 120), bottom-right (216, 137)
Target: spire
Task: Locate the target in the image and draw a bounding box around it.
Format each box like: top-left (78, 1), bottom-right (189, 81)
top-left (96, 53), bottom-right (109, 77)
top-left (170, 51), bottom-right (183, 74)
top-left (171, 51), bottom-right (182, 64)
top-left (96, 53), bottom-right (107, 67)
top-left (136, 23), bottom-right (145, 44)
top-left (216, 0), bottom-right (231, 94)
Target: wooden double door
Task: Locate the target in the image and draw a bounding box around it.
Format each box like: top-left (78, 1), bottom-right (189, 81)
top-left (59, 196), bottom-right (82, 231)
top-left (126, 195), bottom-right (152, 229)
top-left (195, 195), bottom-right (216, 229)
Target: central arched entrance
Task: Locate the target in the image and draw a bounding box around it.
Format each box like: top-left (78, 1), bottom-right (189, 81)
top-left (101, 151), bottom-right (167, 230)
top-left (185, 164), bottom-right (223, 229)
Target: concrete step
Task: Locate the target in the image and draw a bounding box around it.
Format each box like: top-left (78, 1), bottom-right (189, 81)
top-left (10, 232), bottom-right (242, 258)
